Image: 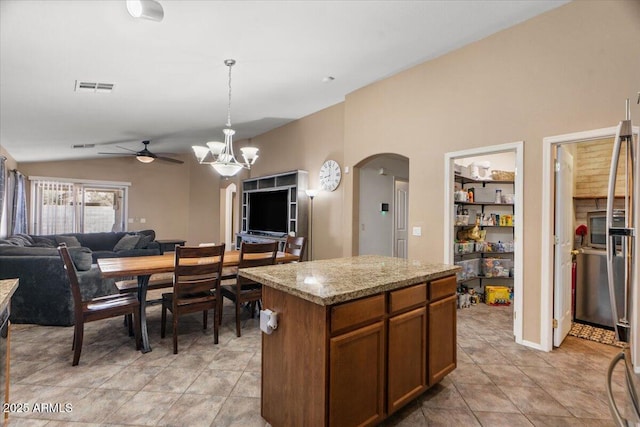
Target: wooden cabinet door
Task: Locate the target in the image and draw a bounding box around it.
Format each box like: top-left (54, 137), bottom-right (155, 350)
top-left (428, 294), bottom-right (457, 385)
top-left (330, 321), bottom-right (385, 427)
top-left (387, 306), bottom-right (427, 415)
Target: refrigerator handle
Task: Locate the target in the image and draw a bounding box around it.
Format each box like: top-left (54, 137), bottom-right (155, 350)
top-left (606, 121), bottom-right (624, 341)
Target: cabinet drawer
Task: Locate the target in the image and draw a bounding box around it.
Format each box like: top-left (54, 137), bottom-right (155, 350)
top-left (389, 283), bottom-right (426, 314)
top-left (331, 294), bottom-right (385, 334)
top-left (429, 276), bottom-right (457, 301)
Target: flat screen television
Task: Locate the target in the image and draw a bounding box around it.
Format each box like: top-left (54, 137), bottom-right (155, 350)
top-left (248, 190), bottom-right (288, 235)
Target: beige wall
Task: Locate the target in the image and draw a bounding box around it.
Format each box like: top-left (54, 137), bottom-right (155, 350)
top-left (4, 0), bottom-right (639, 348)
top-left (278, 0), bottom-right (640, 345)
top-left (245, 103), bottom-right (345, 260)
top-left (338, 0), bottom-right (640, 344)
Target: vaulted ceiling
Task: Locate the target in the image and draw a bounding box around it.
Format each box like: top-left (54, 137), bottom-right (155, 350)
top-left (0, 0), bottom-right (567, 162)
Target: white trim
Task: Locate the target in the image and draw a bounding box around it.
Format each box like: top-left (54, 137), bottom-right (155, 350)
top-left (444, 141), bottom-right (524, 345)
top-left (28, 176), bottom-right (131, 187)
top-left (521, 339), bottom-right (547, 352)
top-left (541, 126), bottom-right (639, 356)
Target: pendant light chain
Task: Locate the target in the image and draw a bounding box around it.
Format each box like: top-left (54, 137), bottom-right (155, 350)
top-left (225, 59), bottom-right (234, 128)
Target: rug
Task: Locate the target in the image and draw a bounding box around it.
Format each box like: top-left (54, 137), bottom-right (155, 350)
top-left (569, 322), bottom-right (625, 348)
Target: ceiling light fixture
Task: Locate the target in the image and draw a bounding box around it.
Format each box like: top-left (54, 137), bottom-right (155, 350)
top-left (126, 0), bottom-right (164, 22)
top-left (192, 59), bottom-right (259, 177)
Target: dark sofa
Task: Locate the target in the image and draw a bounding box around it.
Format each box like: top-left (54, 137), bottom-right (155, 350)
top-left (0, 231), bottom-right (161, 326)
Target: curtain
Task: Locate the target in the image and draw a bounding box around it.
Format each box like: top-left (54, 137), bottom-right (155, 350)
top-left (32, 179), bottom-right (76, 235)
top-left (0, 156), bottom-right (5, 237)
top-left (10, 170), bottom-right (27, 235)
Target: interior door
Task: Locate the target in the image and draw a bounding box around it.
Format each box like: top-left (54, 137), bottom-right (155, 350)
top-left (394, 179), bottom-right (409, 258)
top-left (553, 145), bottom-right (574, 347)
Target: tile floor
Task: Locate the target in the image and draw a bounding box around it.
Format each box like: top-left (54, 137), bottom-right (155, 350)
top-left (6, 298), bottom-right (638, 426)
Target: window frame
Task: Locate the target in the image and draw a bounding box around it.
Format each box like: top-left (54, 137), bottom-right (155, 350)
top-left (29, 176), bottom-right (131, 235)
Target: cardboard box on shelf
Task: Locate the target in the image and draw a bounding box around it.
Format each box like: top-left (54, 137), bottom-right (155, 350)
top-left (485, 285), bottom-right (511, 306)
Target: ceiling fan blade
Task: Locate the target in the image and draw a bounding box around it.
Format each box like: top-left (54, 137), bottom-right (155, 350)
top-left (156, 156), bottom-right (184, 164)
top-left (98, 152), bottom-right (137, 156)
top-left (115, 145), bottom-right (139, 153)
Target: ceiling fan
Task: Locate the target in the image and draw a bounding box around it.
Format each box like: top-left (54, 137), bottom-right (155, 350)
top-left (98, 140), bottom-right (184, 164)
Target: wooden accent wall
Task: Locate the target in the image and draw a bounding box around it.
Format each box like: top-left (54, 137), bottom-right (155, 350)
top-left (574, 138), bottom-right (625, 198)
top-left (573, 137), bottom-right (627, 226)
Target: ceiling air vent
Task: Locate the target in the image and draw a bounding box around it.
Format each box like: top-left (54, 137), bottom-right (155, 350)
top-left (74, 80), bottom-right (115, 93)
top-left (72, 144), bottom-right (95, 149)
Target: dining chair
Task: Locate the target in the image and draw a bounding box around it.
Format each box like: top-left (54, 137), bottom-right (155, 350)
top-left (220, 241), bottom-right (278, 337)
top-left (58, 244), bottom-right (141, 366)
top-left (160, 243), bottom-right (225, 354)
top-left (284, 235), bottom-right (306, 260)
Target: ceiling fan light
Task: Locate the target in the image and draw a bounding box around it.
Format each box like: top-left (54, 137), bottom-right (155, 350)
top-left (126, 0), bottom-right (164, 22)
top-left (136, 155), bottom-right (155, 163)
top-left (212, 162), bottom-right (243, 177)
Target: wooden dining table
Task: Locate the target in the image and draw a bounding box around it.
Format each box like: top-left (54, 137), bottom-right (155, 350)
top-left (98, 250), bottom-right (299, 353)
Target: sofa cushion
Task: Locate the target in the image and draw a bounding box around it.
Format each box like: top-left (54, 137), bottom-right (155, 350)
top-left (68, 246), bottom-right (93, 271)
top-left (32, 236), bottom-right (56, 248)
top-left (137, 229), bottom-right (156, 241)
top-left (114, 234), bottom-right (140, 251)
top-left (76, 232), bottom-right (123, 251)
top-left (55, 235), bottom-right (81, 247)
top-left (135, 234), bottom-right (153, 249)
top-left (6, 234), bottom-right (33, 247)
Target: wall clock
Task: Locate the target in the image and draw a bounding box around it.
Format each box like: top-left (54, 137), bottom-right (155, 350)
top-left (319, 159), bottom-right (342, 192)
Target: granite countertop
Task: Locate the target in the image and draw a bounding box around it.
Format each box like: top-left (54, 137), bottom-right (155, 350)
top-left (239, 255), bottom-right (460, 306)
top-left (0, 278), bottom-right (19, 313)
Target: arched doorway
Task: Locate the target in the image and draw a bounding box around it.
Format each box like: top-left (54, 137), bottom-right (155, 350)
top-left (220, 182), bottom-right (237, 248)
top-left (354, 153), bottom-right (409, 258)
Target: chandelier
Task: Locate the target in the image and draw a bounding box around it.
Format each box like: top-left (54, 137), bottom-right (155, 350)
top-left (192, 59), bottom-right (259, 177)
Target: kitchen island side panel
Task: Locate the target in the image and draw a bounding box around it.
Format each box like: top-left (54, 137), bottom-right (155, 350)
top-left (262, 285), bottom-right (329, 426)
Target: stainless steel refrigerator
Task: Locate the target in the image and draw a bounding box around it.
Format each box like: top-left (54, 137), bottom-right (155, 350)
top-left (605, 98), bottom-right (639, 425)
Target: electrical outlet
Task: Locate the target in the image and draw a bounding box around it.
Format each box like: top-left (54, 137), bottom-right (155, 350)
top-left (128, 218), bottom-right (134, 223)
top-left (412, 226), bottom-right (422, 236)
top-left (140, 218), bottom-right (146, 223)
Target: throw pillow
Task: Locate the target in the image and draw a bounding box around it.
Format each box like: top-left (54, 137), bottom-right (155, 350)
top-left (55, 235), bottom-right (81, 247)
top-left (68, 247), bottom-right (93, 271)
top-left (137, 229), bottom-right (156, 241)
top-left (135, 234), bottom-right (153, 249)
top-left (113, 234), bottom-right (140, 251)
top-left (32, 236), bottom-right (56, 248)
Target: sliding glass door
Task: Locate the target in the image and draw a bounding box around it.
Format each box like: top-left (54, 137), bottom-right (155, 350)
top-left (30, 178), bottom-right (129, 235)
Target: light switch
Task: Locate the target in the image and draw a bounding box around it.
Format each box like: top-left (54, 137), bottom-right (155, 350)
top-left (412, 226), bottom-right (422, 236)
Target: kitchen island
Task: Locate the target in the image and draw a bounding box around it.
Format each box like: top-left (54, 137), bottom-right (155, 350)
top-left (239, 255), bottom-right (460, 427)
top-left (1, 278), bottom-right (19, 425)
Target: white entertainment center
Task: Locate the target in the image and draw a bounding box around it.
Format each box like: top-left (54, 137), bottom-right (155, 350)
top-left (236, 170), bottom-right (309, 257)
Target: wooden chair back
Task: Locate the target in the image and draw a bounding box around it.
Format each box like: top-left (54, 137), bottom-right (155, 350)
top-left (173, 244), bottom-right (225, 303)
top-left (238, 241), bottom-right (278, 285)
top-left (284, 236), bottom-right (306, 259)
top-left (58, 243), bottom-right (141, 365)
top-left (58, 243), bottom-right (83, 324)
